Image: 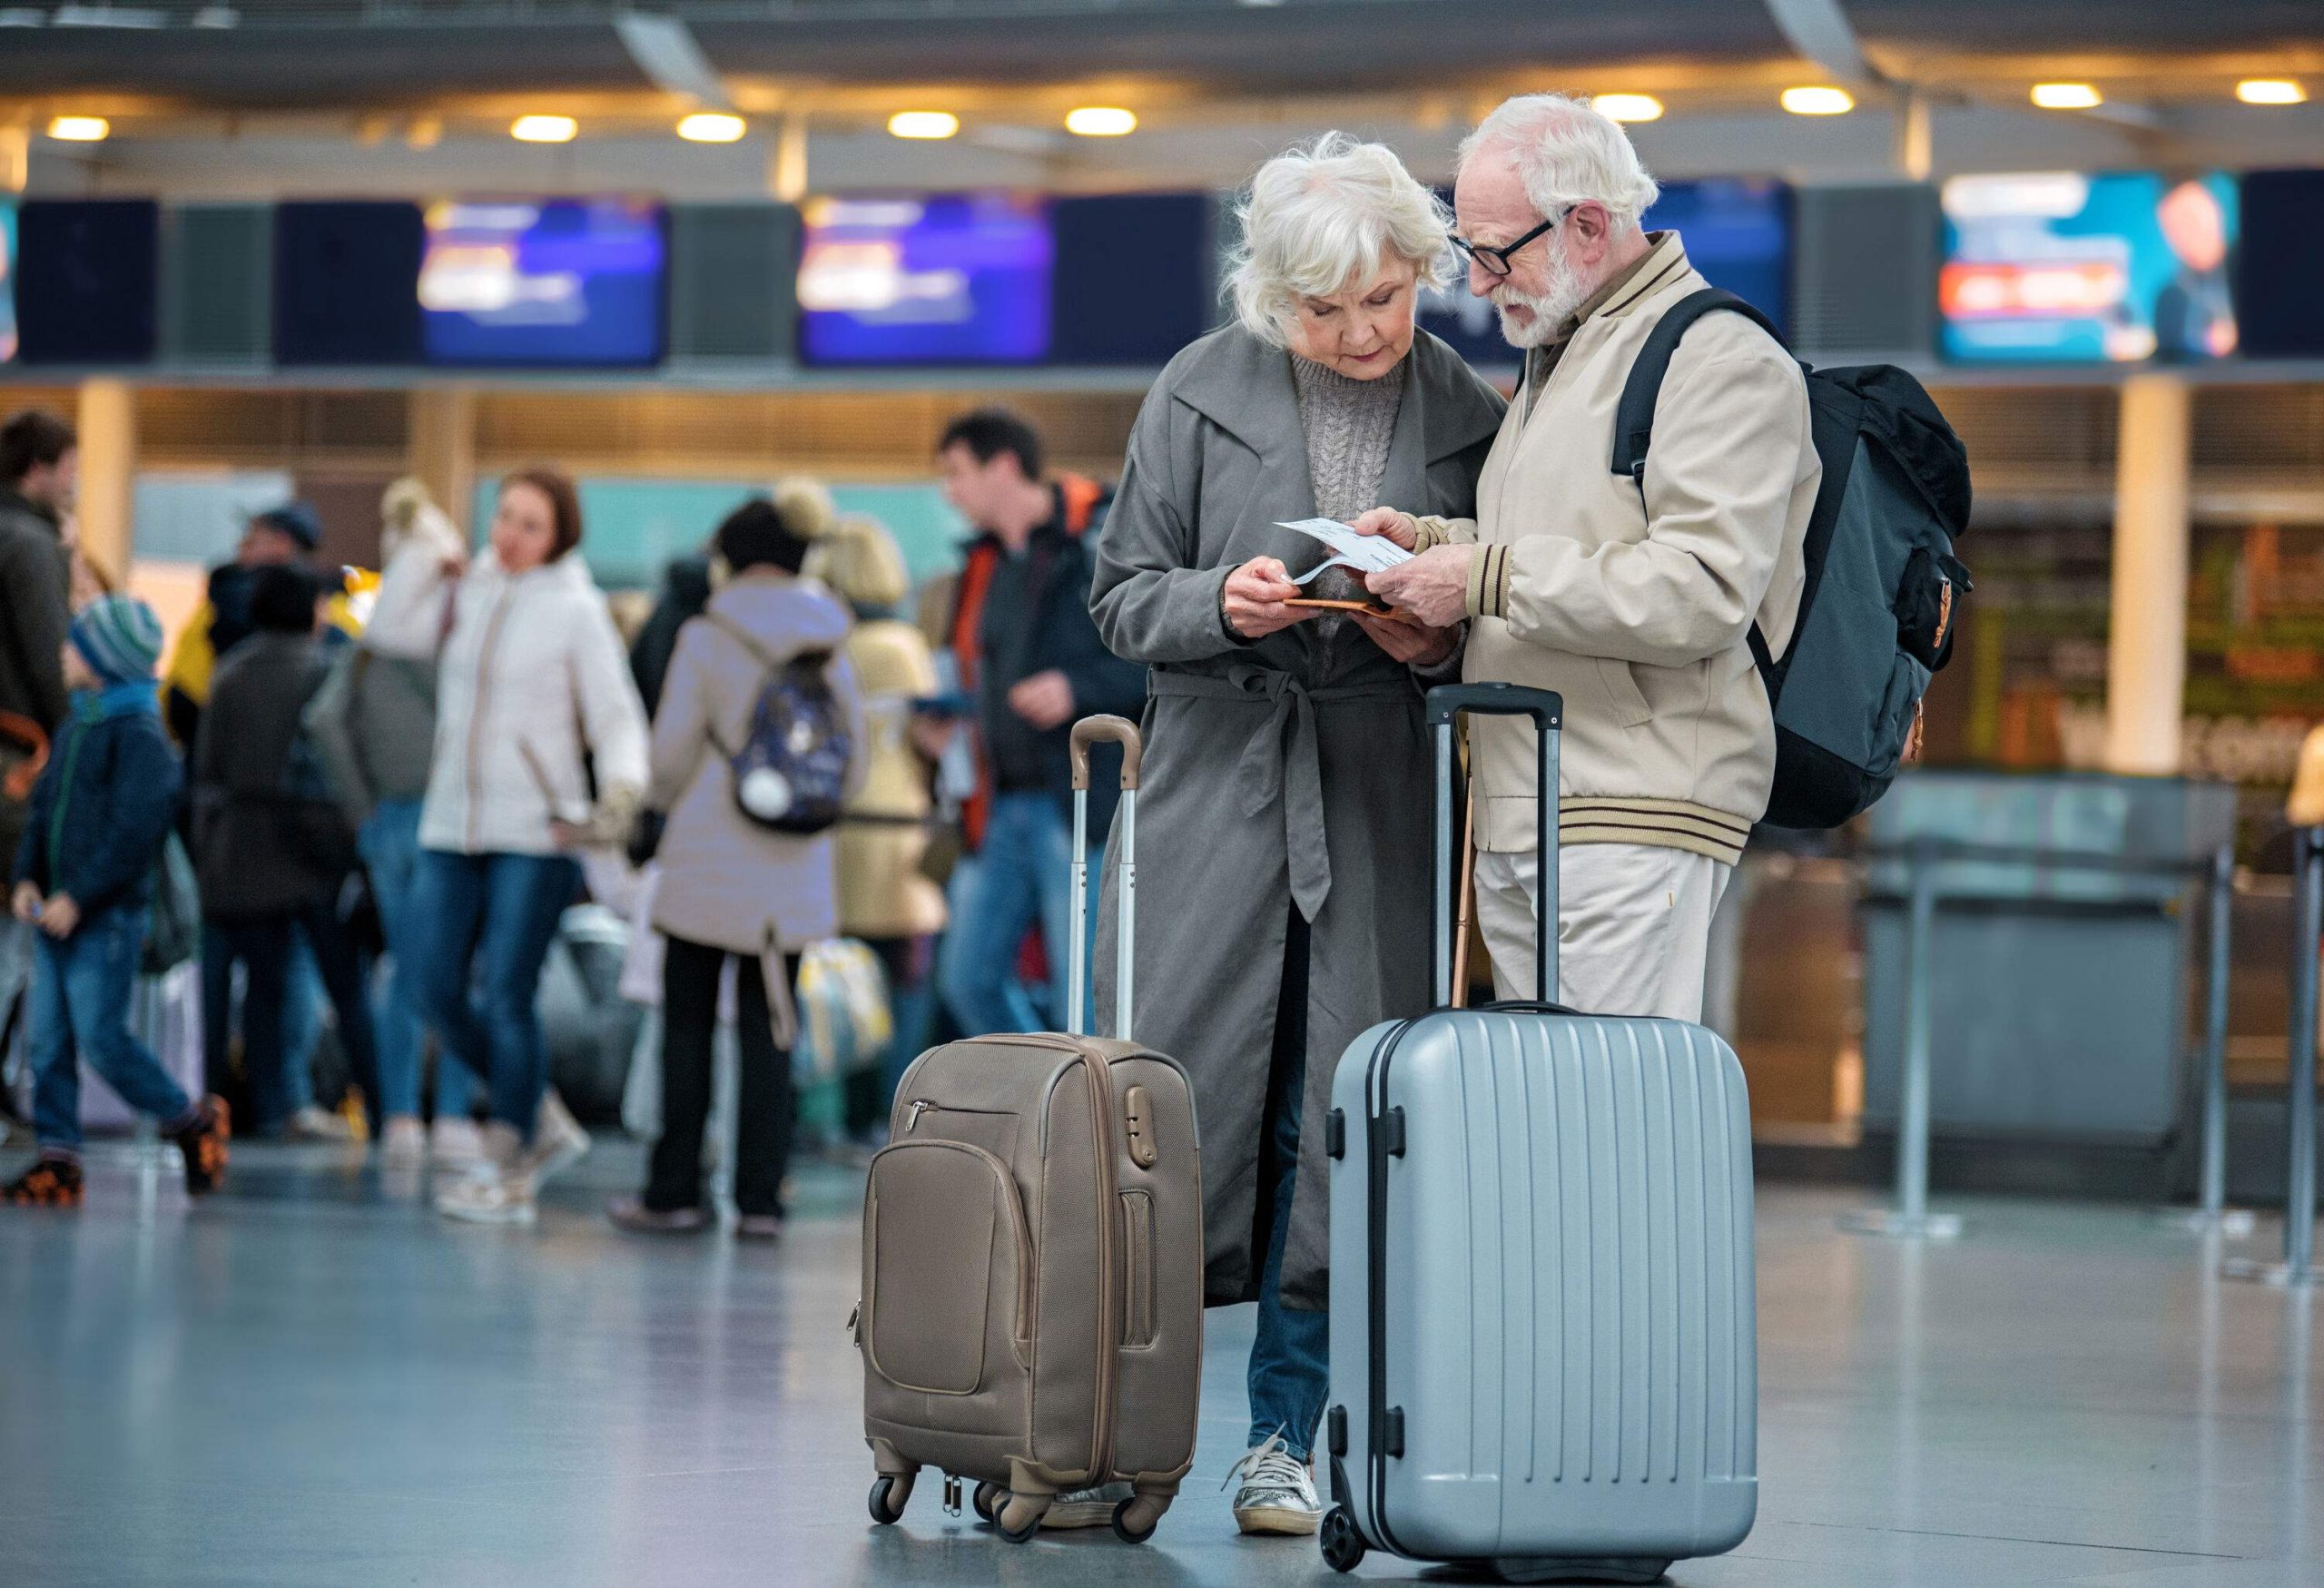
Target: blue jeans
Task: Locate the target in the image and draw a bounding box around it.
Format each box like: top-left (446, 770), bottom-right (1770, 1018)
top-left (1248, 906), bottom-right (1328, 1459)
top-left (407, 849), bottom-right (577, 1140)
top-left (29, 905), bottom-right (195, 1154)
top-left (938, 793), bottom-right (1098, 1037)
top-left (360, 800), bottom-right (478, 1121)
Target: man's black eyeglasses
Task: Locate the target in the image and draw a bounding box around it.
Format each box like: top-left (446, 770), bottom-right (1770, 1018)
top-left (1447, 206), bottom-right (1573, 279)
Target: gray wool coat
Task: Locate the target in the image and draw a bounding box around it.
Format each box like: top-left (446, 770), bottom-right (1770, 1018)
top-left (1088, 325), bottom-right (1505, 1310)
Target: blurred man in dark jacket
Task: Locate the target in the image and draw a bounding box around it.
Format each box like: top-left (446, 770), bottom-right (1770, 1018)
top-left (192, 565), bottom-right (379, 1139)
top-left (0, 410), bottom-right (77, 1091)
top-left (928, 409), bottom-right (1146, 1037)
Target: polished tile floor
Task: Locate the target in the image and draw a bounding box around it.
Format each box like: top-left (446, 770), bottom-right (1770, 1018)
top-left (2, 1140), bottom-right (2319, 1587)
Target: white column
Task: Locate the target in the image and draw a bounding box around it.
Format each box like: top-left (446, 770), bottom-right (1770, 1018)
top-left (2104, 373), bottom-right (2192, 775)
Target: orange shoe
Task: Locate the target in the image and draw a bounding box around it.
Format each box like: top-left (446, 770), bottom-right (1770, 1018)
top-left (172, 1095), bottom-right (231, 1196)
top-left (2, 1157), bottom-right (84, 1207)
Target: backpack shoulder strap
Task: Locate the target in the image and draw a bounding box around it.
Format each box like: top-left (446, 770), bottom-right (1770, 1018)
top-left (1609, 287), bottom-right (1787, 481)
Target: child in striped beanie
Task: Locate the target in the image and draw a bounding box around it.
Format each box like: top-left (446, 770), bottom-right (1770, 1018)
top-left (4, 595), bottom-right (229, 1207)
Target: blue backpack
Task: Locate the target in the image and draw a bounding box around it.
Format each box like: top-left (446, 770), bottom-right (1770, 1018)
top-left (704, 614), bottom-right (852, 837)
top-left (1613, 288), bottom-right (1974, 830)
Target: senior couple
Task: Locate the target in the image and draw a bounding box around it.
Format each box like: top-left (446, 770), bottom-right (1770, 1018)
top-left (1072, 94), bottom-right (1822, 1536)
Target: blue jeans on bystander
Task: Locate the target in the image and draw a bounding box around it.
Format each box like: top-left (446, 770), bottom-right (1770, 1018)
top-left (29, 905), bottom-right (197, 1154)
top-left (407, 848), bottom-right (577, 1141)
top-left (937, 793), bottom-right (1099, 1039)
top-left (360, 799), bottom-right (478, 1121)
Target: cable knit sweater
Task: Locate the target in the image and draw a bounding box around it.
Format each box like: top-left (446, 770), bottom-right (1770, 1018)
top-left (1292, 355), bottom-right (1406, 659)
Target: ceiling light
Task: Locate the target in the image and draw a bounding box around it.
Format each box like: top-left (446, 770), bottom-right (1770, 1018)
top-left (678, 112), bottom-right (746, 143)
top-left (1592, 94), bottom-right (1664, 123)
top-left (887, 111), bottom-right (960, 141)
top-left (511, 114), bottom-right (577, 143)
top-left (1065, 106), bottom-right (1137, 137)
top-left (2030, 83), bottom-right (2102, 110)
top-left (1780, 86), bottom-right (1854, 116)
top-left (2237, 78), bottom-right (2307, 106)
top-left (46, 114), bottom-right (110, 142)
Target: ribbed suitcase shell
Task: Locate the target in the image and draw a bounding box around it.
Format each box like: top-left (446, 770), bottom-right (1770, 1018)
top-left (1326, 1009), bottom-right (1757, 1575)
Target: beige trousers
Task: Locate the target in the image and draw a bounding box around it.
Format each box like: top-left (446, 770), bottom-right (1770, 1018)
top-left (1473, 843), bottom-right (1733, 1022)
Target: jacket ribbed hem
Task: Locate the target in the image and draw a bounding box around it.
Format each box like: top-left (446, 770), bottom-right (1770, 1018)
top-left (1558, 797), bottom-right (1751, 866)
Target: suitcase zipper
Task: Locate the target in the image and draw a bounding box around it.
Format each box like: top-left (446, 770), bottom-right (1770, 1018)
top-left (1078, 1049), bottom-right (1122, 1483)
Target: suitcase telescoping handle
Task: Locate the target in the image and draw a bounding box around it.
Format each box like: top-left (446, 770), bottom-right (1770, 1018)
top-left (1425, 684), bottom-right (1561, 1008)
top-left (1068, 715), bottom-right (1143, 1041)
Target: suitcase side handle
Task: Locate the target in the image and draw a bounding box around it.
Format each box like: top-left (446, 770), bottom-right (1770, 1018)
top-left (1068, 715), bottom-right (1141, 1041)
top-left (1426, 686), bottom-right (1562, 1007)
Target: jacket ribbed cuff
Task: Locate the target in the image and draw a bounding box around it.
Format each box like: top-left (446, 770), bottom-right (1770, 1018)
top-left (1465, 544), bottom-right (1511, 620)
top-left (1409, 516), bottom-right (1445, 553)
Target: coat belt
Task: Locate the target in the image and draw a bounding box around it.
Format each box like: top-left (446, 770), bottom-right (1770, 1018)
top-left (1147, 666), bottom-right (1413, 922)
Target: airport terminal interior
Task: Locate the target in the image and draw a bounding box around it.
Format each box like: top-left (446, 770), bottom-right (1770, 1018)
top-left (5, 1), bottom-right (2324, 1583)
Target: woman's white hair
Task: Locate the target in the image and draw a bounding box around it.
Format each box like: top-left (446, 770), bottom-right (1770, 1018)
top-left (1457, 94), bottom-right (1661, 236)
top-left (1226, 131), bottom-right (1453, 347)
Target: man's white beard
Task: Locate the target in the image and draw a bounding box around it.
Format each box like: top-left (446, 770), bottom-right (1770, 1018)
top-left (1492, 247), bottom-right (1591, 351)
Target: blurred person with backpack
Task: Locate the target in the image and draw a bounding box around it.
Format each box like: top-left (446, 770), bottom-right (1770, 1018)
top-left (606, 485), bottom-right (865, 1238)
top-left (303, 478), bottom-right (487, 1167)
top-left (367, 467), bottom-right (647, 1225)
top-left (5, 596), bottom-right (230, 1206)
top-left (191, 564), bottom-right (382, 1140)
top-left (806, 515), bottom-right (947, 1138)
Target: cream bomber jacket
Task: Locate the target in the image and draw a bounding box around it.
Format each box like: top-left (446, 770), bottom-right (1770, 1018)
top-left (1413, 232), bottom-right (1820, 865)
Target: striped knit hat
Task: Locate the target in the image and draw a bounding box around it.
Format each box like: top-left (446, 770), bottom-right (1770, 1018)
top-left (69, 594), bottom-right (165, 686)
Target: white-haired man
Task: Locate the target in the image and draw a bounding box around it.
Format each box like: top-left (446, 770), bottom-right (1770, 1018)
top-left (1365, 94), bottom-right (1819, 1021)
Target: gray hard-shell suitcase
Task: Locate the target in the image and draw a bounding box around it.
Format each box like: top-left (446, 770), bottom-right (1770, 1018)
top-left (857, 716), bottom-right (1206, 1544)
top-left (1321, 684), bottom-right (1758, 1583)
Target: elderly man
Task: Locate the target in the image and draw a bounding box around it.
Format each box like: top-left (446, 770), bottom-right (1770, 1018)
top-left (1364, 94), bottom-right (1819, 1021)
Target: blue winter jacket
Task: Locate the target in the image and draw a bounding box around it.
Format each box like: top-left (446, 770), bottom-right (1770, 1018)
top-left (10, 682), bottom-right (182, 917)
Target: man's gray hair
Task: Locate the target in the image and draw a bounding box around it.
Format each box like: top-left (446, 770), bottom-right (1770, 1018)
top-left (1226, 131), bottom-right (1454, 347)
top-left (1457, 94), bottom-right (1661, 236)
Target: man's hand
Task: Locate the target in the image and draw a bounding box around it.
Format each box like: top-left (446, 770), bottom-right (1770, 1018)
top-left (1353, 611), bottom-right (1459, 667)
top-left (1223, 557), bottom-right (1314, 641)
top-left (1348, 508), bottom-right (1420, 551)
top-left (1008, 669), bottom-right (1076, 732)
top-left (37, 893), bottom-right (79, 939)
top-left (10, 883), bottom-right (41, 924)
top-left (1366, 545), bottom-right (1473, 629)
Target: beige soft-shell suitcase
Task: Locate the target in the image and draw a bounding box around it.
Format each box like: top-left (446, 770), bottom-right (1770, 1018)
top-left (857, 715), bottom-right (1205, 1544)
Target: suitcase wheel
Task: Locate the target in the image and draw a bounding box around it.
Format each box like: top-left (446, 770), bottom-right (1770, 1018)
top-left (1320, 1506), bottom-right (1366, 1573)
top-left (970, 1482), bottom-right (1005, 1525)
top-left (995, 1494), bottom-right (1047, 1544)
top-left (867, 1474), bottom-right (912, 1526)
top-left (1109, 1493), bottom-right (1166, 1544)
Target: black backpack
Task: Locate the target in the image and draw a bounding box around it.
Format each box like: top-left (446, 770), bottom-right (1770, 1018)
top-left (1613, 288), bottom-right (1974, 830)
top-left (705, 613), bottom-right (852, 837)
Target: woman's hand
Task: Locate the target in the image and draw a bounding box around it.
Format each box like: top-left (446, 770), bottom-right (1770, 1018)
top-left (11, 882), bottom-right (41, 924)
top-left (1348, 508), bottom-right (1420, 551)
top-left (1222, 557), bottom-right (1313, 641)
top-left (1354, 611), bottom-right (1459, 667)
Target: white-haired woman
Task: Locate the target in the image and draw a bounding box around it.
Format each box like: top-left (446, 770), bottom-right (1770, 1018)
top-left (1086, 132), bottom-right (1504, 1537)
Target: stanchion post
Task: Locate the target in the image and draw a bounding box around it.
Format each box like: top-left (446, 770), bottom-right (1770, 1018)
top-left (2225, 825), bottom-right (2324, 1285)
top-left (1844, 835), bottom-right (1964, 1240)
top-left (2162, 842), bottom-right (2256, 1237)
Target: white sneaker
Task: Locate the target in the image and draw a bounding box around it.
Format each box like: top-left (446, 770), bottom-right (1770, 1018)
top-left (1040, 1480), bottom-right (1134, 1530)
top-left (435, 1162), bottom-right (537, 1225)
top-left (526, 1090), bottom-right (591, 1185)
top-left (1226, 1430), bottom-right (1323, 1536)
top-left (429, 1116), bottom-right (487, 1167)
top-left (284, 1105), bottom-right (353, 1142)
top-left (379, 1117), bottom-right (427, 1169)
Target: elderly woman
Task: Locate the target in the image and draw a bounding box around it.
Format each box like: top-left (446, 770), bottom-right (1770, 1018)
top-left (1087, 132), bottom-right (1504, 1536)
